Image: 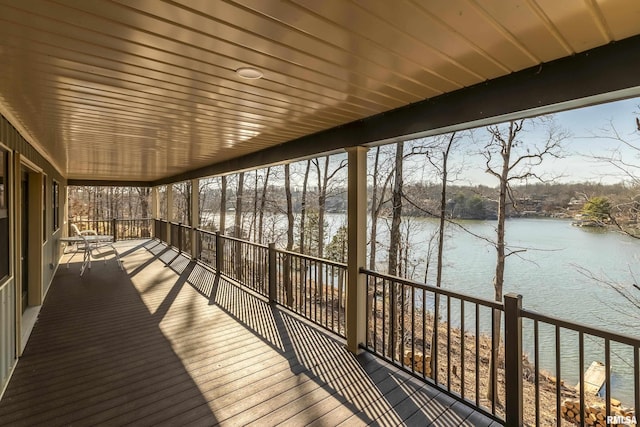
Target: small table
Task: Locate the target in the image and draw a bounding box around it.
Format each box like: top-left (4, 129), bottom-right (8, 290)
top-left (60, 235), bottom-right (115, 271)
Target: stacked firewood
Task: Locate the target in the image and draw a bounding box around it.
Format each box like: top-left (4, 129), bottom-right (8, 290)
top-left (403, 350), bottom-right (432, 377)
top-left (561, 399), bottom-right (635, 426)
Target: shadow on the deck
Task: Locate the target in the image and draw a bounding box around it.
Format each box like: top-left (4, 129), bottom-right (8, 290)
top-left (0, 239), bottom-right (498, 426)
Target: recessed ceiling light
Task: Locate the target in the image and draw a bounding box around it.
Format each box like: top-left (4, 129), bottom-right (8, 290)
top-left (236, 67), bottom-right (263, 79)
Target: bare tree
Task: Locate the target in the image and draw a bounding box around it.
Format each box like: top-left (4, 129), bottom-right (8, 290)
top-left (388, 141), bottom-right (404, 357)
top-left (198, 180), bottom-right (213, 229)
top-left (284, 164), bottom-right (294, 305)
top-left (312, 155), bottom-right (347, 259)
top-left (173, 181), bottom-right (191, 225)
top-left (298, 160), bottom-right (311, 253)
top-left (587, 114), bottom-right (640, 238)
top-left (233, 172), bottom-right (245, 279)
top-left (311, 155), bottom-right (347, 299)
top-left (249, 171), bottom-right (259, 241)
top-left (136, 187), bottom-right (151, 236)
top-left (418, 132), bottom-right (460, 376)
top-left (369, 146), bottom-right (394, 271)
top-left (574, 263), bottom-right (640, 326)
top-left (573, 109), bottom-right (640, 325)
top-left (257, 167), bottom-right (271, 244)
top-left (234, 172), bottom-right (245, 238)
top-left (482, 117), bottom-right (567, 402)
top-left (68, 186), bottom-right (151, 221)
top-left (220, 175), bottom-right (227, 233)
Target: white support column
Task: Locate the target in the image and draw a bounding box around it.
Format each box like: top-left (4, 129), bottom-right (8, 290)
top-left (151, 186), bottom-right (159, 219)
top-left (346, 146), bottom-right (368, 354)
top-left (166, 184), bottom-right (174, 246)
top-left (150, 186), bottom-right (159, 239)
top-left (13, 152), bottom-right (22, 355)
top-left (27, 172), bottom-right (43, 306)
top-left (190, 178), bottom-right (199, 257)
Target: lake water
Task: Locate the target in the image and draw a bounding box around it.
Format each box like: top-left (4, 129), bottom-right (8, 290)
top-left (403, 217), bottom-right (638, 330)
top-left (376, 216), bottom-right (640, 405)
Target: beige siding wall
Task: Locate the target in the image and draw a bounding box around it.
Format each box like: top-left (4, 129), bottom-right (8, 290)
top-left (0, 114), bottom-right (67, 397)
top-left (0, 279), bottom-right (16, 399)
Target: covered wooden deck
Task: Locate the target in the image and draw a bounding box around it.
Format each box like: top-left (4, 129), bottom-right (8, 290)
top-left (0, 239), bottom-right (499, 426)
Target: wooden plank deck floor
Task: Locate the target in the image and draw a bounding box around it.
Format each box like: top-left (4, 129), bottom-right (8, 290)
top-left (0, 239), bottom-right (500, 426)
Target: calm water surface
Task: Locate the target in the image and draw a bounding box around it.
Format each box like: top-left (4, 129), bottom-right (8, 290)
top-left (401, 217), bottom-right (639, 405)
top-left (431, 218), bottom-right (637, 327)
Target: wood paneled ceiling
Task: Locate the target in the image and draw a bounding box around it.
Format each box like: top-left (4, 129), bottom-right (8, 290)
top-left (1, 0), bottom-right (640, 182)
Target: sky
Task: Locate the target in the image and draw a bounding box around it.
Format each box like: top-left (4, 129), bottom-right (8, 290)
top-left (201, 96), bottom-right (640, 190)
top-left (441, 96), bottom-right (640, 187)
top-left (321, 95), bottom-right (640, 188)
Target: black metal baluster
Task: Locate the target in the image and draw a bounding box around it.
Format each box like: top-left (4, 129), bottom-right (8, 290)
top-left (534, 320), bottom-right (540, 427)
top-left (461, 299), bottom-right (465, 399)
top-left (579, 331), bottom-right (585, 427)
top-left (555, 325), bottom-right (561, 425)
top-left (475, 303), bottom-right (480, 408)
top-left (447, 295), bottom-right (451, 391)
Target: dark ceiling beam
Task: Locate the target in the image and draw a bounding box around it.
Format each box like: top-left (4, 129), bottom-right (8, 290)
top-left (149, 34), bottom-right (639, 185)
top-left (68, 179), bottom-right (152, 187)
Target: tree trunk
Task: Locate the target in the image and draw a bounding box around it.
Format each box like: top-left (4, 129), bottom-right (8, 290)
top-left (368, 148), bottom-right (381, 342)
top-left (198, 183), bottom-right (207, 227)
top-left (317, 156), bottom-right (329, 259)
top-left (299, 160), bottom-right (311, 253)
top-left (315, 156), bottom-right (330, 299)
top-left (108, 187), bottom-right (113, 220)
top-left (234, 172), bottom-right (245, 279)
top-left (369, 147), bottom-right (381, 271)
top-left (251, 170), bottom-right (258, 241)
top-left (185, 182), bottom-right (192, 226)
top-left (258, 167), bottom-right (271, 244)
top-left (431, 132), bottom-right (455, 377)
top-left (487, 122), bottom-right (514, 403)
top-left (284, 164), bottom-right (294, 306)
top-left (220, 176), bottom-right (227, 234)
top-left (388, 141), bottom-right (404, 359)
top-left (388, 144), bottom-right (403, 275)
top-left (127, 187), bottom-right (133, 219)
top-left (138, 187), bottom-right (150, 237)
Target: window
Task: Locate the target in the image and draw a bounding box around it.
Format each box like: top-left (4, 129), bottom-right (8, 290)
top-left (0, 149), bottom-right (8, 281)
top-left (52, 180), bottom-right (59, 232)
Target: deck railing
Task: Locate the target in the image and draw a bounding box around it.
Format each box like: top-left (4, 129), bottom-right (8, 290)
top-left (219, 234), bottom-right (269, 296)
top-left (152, 223), bottom-right (640, 426)
top-left (194, 229), bottom-right (216, 266)
top-left (154, 219), bottom-right (167, 243)
top-left (169, 222), bottom-right (180, 251)
top-left (71, 218), bottom-right (154, 241)
top-left (114, 218), bottom-right (152, 240)
top-left (188, 231), bottom-right (346, 336)
top-left (362, 268), bottom-right (505, 420)
top-left (274, 249), bottom-right (346, 337)
top-left (70, 220), bottom-right (113, 236)
top-left (521, 308), bottom-right (640, 427)
top-left (165, 222), bottom-right (192, 255)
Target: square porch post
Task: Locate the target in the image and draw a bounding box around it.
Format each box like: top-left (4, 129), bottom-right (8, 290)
top-left (151, 187), bottom-right (159, 218)
top-left (166, 184), bottom-right (173, 246)
top-left (190, 178), bottom-right (199, 257)
top-left (346, 146), bottom-right (368, 354)
top-left (151, 186), bottom-right (159, 238)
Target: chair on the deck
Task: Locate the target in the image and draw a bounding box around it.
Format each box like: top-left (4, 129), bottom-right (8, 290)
top-left (67, 224), bottom-right (122, 276)
top-left (65, 224), bottom-right (98, 268)
top-left (78, 232), bottom-right (123, 276)
top-left (71, 223), bottom-right (96, 237)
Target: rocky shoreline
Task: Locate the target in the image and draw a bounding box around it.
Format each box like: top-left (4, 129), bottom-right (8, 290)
top-left (388, 318), bottom-right (635, 426)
